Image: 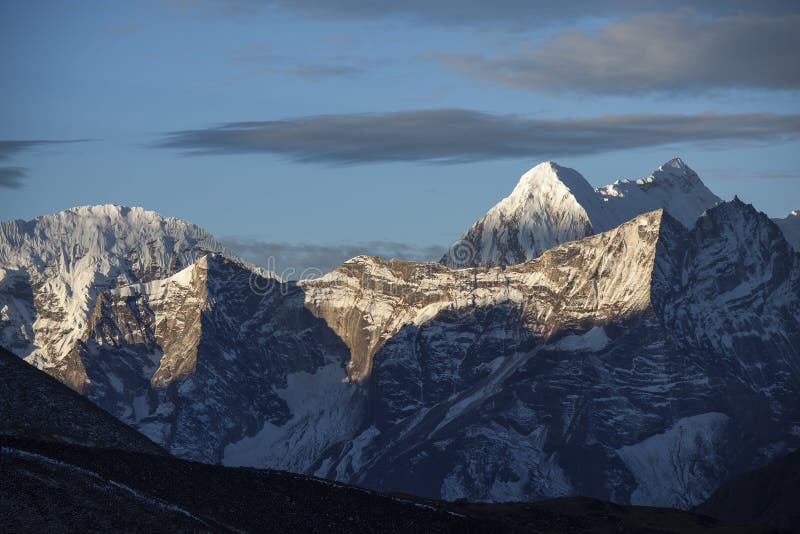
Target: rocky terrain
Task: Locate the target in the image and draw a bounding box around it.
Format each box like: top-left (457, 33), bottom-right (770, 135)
top-left (0, 204), bottom-right (246, 388)
top-left (301, 200), bottom-right (800, 508)
top-left (1, 160), bottom-right (798, 511)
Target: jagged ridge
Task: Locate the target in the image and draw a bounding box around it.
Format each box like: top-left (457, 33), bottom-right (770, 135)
top-left (441, 158), bottom-right (722, 267)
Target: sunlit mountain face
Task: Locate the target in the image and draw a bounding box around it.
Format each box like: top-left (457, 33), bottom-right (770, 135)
top-left (2, 1), bottom-right (799, 532)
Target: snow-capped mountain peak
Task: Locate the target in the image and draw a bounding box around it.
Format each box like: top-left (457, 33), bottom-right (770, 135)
top-left (441, 162), bottom-right (601, 267)
top-left (444, 158), bottom-right (724, 267)
top-left (510, 161), bottom-right (597, 201)
top-left (596, 158), bottom-right (721, 229)
top-left (657, 156), bottom-right (691, 173)
top-left (650, 157), bottom-right (703, 187)
top-left (0, 204), bottom-right (241, 381)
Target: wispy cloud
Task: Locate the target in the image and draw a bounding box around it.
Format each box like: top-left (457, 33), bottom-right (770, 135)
top-left (0, 167), bottom-right (25, 189)
top-left (155, 109), bottom-right (800, 165)
top-left (228, 46), bottom-right (384, 81)
top-left (0, 140), bottom-right (64, 161)
top-left (222, 238), bottom-right (444, 279)
top-left (437, 12), bottom-right (800, 94)
top-left (0, 140), bottom-right (87, 189)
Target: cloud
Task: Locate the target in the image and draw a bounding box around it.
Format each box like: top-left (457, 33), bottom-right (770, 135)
top-left (0, 140), bottom-right (84, 189)
top-left (0, 141), bottom-right (58, 162)
top-left (229, 51), bottom-right (375, 81)
top-left (287, 63), bottom-right (367, 81)
top-left (437, 12), bottom-right (800, 94)
top-left (222, 238), bottom-right (444, 279)
top-left (0, 139), bottom-right (88, 188)
top-left (0, 167), bottom-right (25, 189)
top-left (156, 109), bottom-right (800, 165)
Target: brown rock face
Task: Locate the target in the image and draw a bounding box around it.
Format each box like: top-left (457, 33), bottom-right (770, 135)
top-left (301, 209), bottom-right (667, 381)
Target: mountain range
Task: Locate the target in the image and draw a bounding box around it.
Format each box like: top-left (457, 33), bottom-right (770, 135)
top-left (1, 158), bottom-right (798, 510)
top-left (441, 158), bottom-right (797, 267)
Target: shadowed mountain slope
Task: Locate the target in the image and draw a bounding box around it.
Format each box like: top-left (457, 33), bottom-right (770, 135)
top-left (695, 448), bottom-right (800, 530)
top-left (0, 345), bottom-right (163, 454)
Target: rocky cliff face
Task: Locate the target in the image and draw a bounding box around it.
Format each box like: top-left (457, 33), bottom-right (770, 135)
top-left (0, 205), bottom-right (236, 390)
top-left (74, 254), bottom-right (356, 463)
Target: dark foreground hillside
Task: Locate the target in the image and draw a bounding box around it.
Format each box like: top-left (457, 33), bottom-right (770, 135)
top-left (1, 437), bottom-right (778, 534)
top-left (0, 346), bottom-right (163, 454)
top-left (696, 448), bottom-right (800, 530)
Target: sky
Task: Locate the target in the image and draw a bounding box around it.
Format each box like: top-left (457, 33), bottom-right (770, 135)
top-left (1, 0), bottom-right (799, 274)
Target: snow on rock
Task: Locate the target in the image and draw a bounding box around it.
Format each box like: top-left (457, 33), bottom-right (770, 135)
top-left (0, 205), bottom-right (238, 390)
top-left (550, 326), bottom-right (610, 353)
top-left (223, 363), bottom-right (361, 473)
top-left (597, 158), bottom-right (721, 230)
top-left (73, 252), bottom-right (349, 463)
top-left (617, 413), bottom-right (730, 509)
top-left (443, 157), bottom-right (721, 267)
top-left (774, 209), bottom-right (800, 251)
top-left (306, 210), bottom-right (666, 382)
top-left (441, 162), bottom-right (603, 267)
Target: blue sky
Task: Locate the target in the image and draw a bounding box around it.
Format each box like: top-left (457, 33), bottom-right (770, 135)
top-left (1, 0), bottom-right (799, 272)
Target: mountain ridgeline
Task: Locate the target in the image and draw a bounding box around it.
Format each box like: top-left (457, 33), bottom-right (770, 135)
top-left (0, 159), bottom-right (798, 510)
top-left (440, 158), bottom-right (796, 267)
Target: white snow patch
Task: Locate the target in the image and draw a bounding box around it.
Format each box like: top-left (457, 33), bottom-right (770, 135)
top-left (223, 363), bottom-right (361, 472)
top-left (617, 412), bottom-right (729, 509)
top-left (332, 425), bottom-right (381, 479)
top-left (550, 326), bottom-right (610, 352)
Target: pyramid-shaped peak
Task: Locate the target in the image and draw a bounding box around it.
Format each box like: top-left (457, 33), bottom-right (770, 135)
top-left (651, 157), bottom-right (700, 181)
top-left (513, 161), bottom-right (596, 199)
top-left (698, 196), bottom-right (769, 228)
top-left (663, 157), bottom-right (688, 169)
